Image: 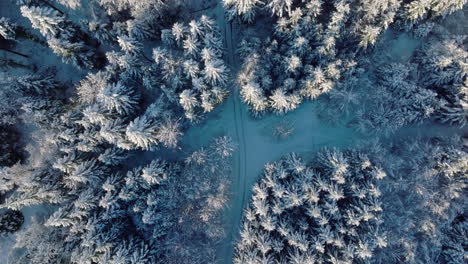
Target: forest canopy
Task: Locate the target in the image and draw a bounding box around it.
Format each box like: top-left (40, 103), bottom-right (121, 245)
top-left (0, 0), bottom-right (466, 263)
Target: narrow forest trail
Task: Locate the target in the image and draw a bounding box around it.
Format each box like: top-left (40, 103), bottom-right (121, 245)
top-left (213, 2), bottom-right (250, 263)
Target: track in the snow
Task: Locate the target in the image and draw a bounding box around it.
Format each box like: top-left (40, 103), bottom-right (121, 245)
top-left (215, 3), bottom-right (250, 263)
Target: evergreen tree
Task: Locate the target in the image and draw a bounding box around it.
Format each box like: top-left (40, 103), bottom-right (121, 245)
top-left (125, 116), bottom-right (158, 150)
top-left (98, 82), bottom-right (140, 116)
top-left (20, 5), bottom-right (64, 37)
top-left (223, 0), bottom-right (262, 22)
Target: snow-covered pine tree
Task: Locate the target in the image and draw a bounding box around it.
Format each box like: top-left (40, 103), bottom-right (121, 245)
top-left (141, 159), bottom-right (168, 185)
top-left (20, 5), bottom-right (64, 37)
top-left (404, 0), bottom-right (467, 23)
top-left (76, 71), bottom-right (110, 104)
top-left (266, 0), bottom-right (293, 17)
top-left (98, 146), bottom-right (128, 166)
top-left (97, 82), bottom-right (140, 116)
top-left (54, 0), bottom-right (81, 10)
top-left (48, 37), bottom-right (98, 69)
top-left (179, 89), bottom-right (199, 120)
top-left (203, 58), bottom-right (228, 86)
top-left (125, 116), bottom-right (159, 150)
top-left (117, 35), bottom-right (142, 54)
top-left (223, 0), bottom-right (262, 22)
top-left (155, 117), bottom-right (182, 148)
top-left (15, 74), bottom-right (59, 95)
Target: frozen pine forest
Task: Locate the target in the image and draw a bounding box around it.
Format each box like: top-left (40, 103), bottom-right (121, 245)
top-left (0, 0), bottom-right (467, 263)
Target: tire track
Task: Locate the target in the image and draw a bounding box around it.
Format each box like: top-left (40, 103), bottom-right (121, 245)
top-left (217, 5), bottom-right (249, 262)
top-left (231, 20), bottom-right (249, 210)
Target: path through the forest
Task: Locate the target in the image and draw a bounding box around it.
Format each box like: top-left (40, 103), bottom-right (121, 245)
top-left (214, 3), bottom-right (250, 262)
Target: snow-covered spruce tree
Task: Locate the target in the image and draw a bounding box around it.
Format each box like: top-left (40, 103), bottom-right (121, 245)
top-left (266, 0), bottom-right (293, 18)
top-left (19, 5), bottom-right (64, 37)
top-left (95, 0), bottom-right (181, 43)
top-left (97, 81), bottom-right (140, 116)
top-left (147, 16), bottom-right (229, 122)
top-left (47, 37), bottom-right (97, 69)
top-left (0, 209), bottom-right (24, 235)
top-left (76, 70), bottom-right (111, 104)
top-left (234, 150), bottom-right (386, 263)
top-left (53, 0), bottom-right (81, 10)
top-left (20, 4), bottom-right (101, 69)
top-left (1, 165), bottom-right (66, 210)
top-left (125, 116), bottom-right (159, 150)
top-left (223, 0), bottom-right (263, 23)
top-left (15, 74), bottom-right (60, 95)
top-left (98, 146), bottom-right (128, 166)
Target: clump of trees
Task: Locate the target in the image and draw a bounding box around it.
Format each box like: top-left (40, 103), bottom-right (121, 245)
top-left (235, 136), bottom-right (467, 263)
top-left (367, 136), bottom-right (467, 263)
top-left (234, 150), bottom-right (387, 263)
top-left (232, 0), bottom-right (467, 119)
top-left (416, 32), bottom-right (467, 127)
top-left (348, 62), bottom-right (441, 135)
top-left (149, 15), bottom-right (229, 122)
top-left (20, 4), bottom-right (102, 69)
top-left (359, 29), bottom-right (465, 133)
top-left (1, 136), bottom-right (235, 263)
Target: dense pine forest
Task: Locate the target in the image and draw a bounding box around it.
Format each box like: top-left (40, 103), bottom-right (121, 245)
top-left (0, 0), bottom-right (466, 263)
